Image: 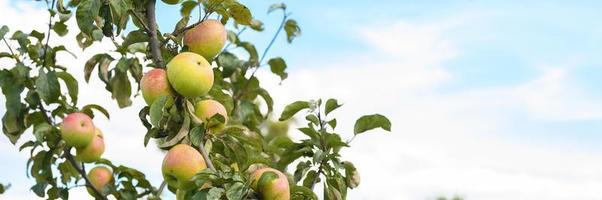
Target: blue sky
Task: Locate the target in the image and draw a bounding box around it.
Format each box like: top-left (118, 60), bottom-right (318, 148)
top-left (1, 0), bottom-right (602, 199)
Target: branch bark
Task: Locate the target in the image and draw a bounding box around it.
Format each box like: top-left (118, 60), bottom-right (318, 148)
top-left (64, 147), bottom-right (108, 200)
top-left (145, 0), bottom-right (164, 68)
top-left (198, 129), bottom-right (216, 171)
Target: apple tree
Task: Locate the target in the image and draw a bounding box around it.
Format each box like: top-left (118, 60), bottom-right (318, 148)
top-left (0, 0), bottom-right (391, 199)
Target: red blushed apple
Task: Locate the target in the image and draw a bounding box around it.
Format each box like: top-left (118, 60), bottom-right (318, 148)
top-left (162, 144), bottom-right (207, 190)
top-left (141, 68), bottom-right (175, 105)
top-left (183, 19), bottom-right (227, 61)
top-left (194, 99), bottom-right (227, 132)
top-left (166, 52), bottom-right (214, 98)
top-left (87, 166), bottom-right (113, 196)
top-left (60, 112), bottom-right (95, 148)
top-left (76, 128), bottom-right (105, 163)
top-left (250, 167), bottom-right (290, 200)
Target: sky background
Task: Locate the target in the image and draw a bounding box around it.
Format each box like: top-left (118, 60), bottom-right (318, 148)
top-left (1, 0), bottom-right (602, 199)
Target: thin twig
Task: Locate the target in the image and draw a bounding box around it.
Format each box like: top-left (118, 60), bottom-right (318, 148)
top-left (155, 181), bottom-right (166, 197)
top-left (145, 0), bottom-right (164, 68)
top-left (41, 0), bottom-right (56, 68)
top-left (198, 128), bottom-right (216, 171)
top-left (2, 38), bottom-right (20, 62)
top-left (64, 147), bottom-right (108, 200)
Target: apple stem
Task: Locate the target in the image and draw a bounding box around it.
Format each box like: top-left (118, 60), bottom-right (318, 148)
top-left (64, 147), bottom-right (108, 200)
top-left (145, 0), bottom-right (165, 68)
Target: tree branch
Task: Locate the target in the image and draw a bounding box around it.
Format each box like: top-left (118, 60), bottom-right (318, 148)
top-left (64, 147), bottom-right (108, 200)
top-left (145, 0), bottom-right (164, 68)
top-left (42, 0), bottom-right (56, 68)
top-left (198, 128), bottom-right (216, 171)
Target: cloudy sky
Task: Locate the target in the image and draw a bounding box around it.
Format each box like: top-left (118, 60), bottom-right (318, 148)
top-left (2, 0), bottom-right (602, 199)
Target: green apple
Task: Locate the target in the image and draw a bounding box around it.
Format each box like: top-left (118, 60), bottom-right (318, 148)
top-left (162, 144), bottom-right (207, 190)
top-left (250, 167), bottom-right (290, 200)
top-left (184, 19), bottom-right (227, 61)
top-left (161, 0), bottom-right (180, 4)
top-left (166, 52), bottom-right (214, 98)
top-left (141, 68), bottom-right (175, 105)
top-left (194, 99), bottom-right (227, 132)
top-left (60, 112), bottom-right (95, 148)
top-left (76, 128), bottom-right (105, 163)
top-left (87, 166), bottom-right (113, 196)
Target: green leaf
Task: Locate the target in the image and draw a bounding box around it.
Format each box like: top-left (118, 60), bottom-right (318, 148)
top-left (291, 185), bottom-right (318, 200)
top-left (325, 99), bottom-right (342, 116)
top-left (284, 19), bottom-right (301, 43)
top-left (268, 3), bottom-right (286, 13)
top-left (206, 187), bottom-right (225, 199)
top-left (353, 114), bottom-right (391, 135)
top-left (294, 161), bottom-right (311, 183)
top-left (303, 170), bottom-right (318, 188)
top-left (226, 182), bottom-right (245, 200)
top-left (228, 3), bottom-right (252, 25)
top-left (324, 182), bottom-right (343, 200)
top-left (108, 69), bottom-right (132, 108)
top-left (298, 127), bottom-right (319, 141)
top-left (84, 53), bottom-right (113, 82)
top-left (279, 101), bottom-right (310, 121)
top-left (327, 119), bottom-right (337, 129)
top-left (149, 96), bottom-right (170, 127)
top-left (180, 1), bottom-right (198, 17)
top-left (53, 22), bottom-right (69, 37)
top-left (31, 181), bottom-right (48, 197)
top-left (342, 161), bottom-right (360, 188)
top-left (81, 104), bottom-right (110, 119)
top-left (118, 30), bottom-right (148, 53)
top-left (238, 42), bottom-right (258, 64)
top-left (216, 52), bottom-right (242, 77)
top-left (56, 72), bottom-right (78, 105)
top-left (189, 126), bottom-right (204, 147)
top-left (75, 0), bottom-right (102, 39)
top-left (0, 25), bottom-right (9, 39)
top-left (256, 88), bottom-right (273, 115)
top-left (268, 57), bottom-right (288, 81)
top-left (36, 69), bottom-right (61, 103)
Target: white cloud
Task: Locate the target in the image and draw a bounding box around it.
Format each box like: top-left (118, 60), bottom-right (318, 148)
top-left (2, 1), bottom-right (602, 200)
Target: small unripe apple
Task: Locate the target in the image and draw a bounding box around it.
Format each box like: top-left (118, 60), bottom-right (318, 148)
top-left (166, 52), bottom-right (214, 98)
top-left (87, 166), bottom-right (113, 196)
top-left (60, 112), bottom-right (95, 148)
top-left (194, 99), bottom-right (227, 132)
top-left (250, 167), bottom-right (290, 200)
top-left (162, 144), bottom-right (207, 190)
top-left (161, 0), bottom-right (180, 5)
top-left (184, 19), bottom-right (227, 61)
top-left (76, 128), bottom-right (105, 163)
top-left (140, 68), bottom-right (175, 105)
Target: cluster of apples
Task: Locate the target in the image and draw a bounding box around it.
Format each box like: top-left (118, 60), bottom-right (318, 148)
top-left (60, 112), bottom-right (113, 193)
top-left (139, 19), bottom-right (290, 199)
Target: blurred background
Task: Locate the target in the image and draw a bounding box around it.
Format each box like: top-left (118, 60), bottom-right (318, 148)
top-left (1, 0), bottom-right (602, 199)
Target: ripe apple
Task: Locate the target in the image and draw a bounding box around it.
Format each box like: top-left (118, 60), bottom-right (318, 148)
top-left (140, 68), bottom-right (174, 105)
top-left (194, 99), bottom-right (227, 131)
top-left (183, 19), bottom-right (227, 61)
top-left (250, 167), bottom-right (290, 200)
top-left (76, 128), bottom-right (105, 163)
top-left (161, 0), bottom-right (180, 5)
top-left (87, 166), bottom-right (113, 196)
top-left (60, 112), bottom-right (95, 148)
top-left (166, 52), bottom-right (214, 98)
top-left (162, 144), bottom-right (207, 190)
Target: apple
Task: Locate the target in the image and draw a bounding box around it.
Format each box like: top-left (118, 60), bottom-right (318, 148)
top-left (141, 68), bottom-right (175, 105)
top-left (76, 128), bottom-right (105, 163)
top-left (60, 112), bottom-right (95, 148)
top-left (183, 19), bottom-right (227, 61)
top-left (250, 167), bottom-right (290, 200)
top-left (87, 166), bottom-right (113, 196)
top-left (166, 52), bottom-right (214, 98)
top-left (162, 144), bottom-right (207, 189)
top-left (194, 99), bottom-right (227, 131)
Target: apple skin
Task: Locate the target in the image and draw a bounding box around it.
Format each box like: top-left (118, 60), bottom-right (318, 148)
top-left (76, 128), bottom-right (105, 163)
top-left (166, 52), bottom-right (214, 98)
top-left (141, 68), bottom-right (175, 105)
top-left (250, 167), bottom-right (290, 200)
top-left (194, 99), bottom-right (227, 132)
top-left (161, 0), bottom-right (180, 5)
top-left (87, 166), bottom-right (113, 196)
top-left (60, 112), bottom-right (95, 148)
top-left (184, 19), bottom-right (227, 61)
top-left (162, 144), bottom-right (207, 190)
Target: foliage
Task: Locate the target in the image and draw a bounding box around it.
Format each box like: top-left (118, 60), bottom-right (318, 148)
top-left (0, 0), bottom-right (390, 199)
